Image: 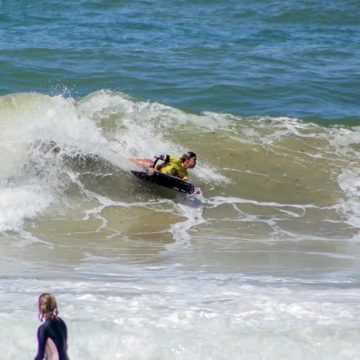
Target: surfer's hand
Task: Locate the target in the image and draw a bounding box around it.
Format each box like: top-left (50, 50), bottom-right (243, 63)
top-left (148, 167), bottom-right (157, 175)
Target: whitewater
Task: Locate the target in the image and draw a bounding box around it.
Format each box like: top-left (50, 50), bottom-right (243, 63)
top-left (0, 91), bottom-right (359, 359)
top-left (1, 0), bottom-right (360, 358)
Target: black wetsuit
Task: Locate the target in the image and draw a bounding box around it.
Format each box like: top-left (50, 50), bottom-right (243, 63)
top-left (35, 317), bottom-right (69, 360)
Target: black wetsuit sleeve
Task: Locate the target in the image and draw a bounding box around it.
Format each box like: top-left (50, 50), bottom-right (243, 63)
top-left (34, 324), bottom-right (47, 360)
top-left (63, 320), bottom-right (68, 352)
top-left (57, 318), bottom-right (69, 359)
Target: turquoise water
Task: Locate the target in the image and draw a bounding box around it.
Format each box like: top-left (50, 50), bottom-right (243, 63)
top-left (1, 2), bottom-right (360, 359)
top-left (1, 0), bottom-right (359, 120)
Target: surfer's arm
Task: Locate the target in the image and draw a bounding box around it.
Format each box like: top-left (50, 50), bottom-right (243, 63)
top-left (34, 325), bottom-right (47, 360)
top-left (148, 167), bottom-right (158, 175)
top-left (149, 154), bottom-right (170, 174)
top-left (152, 154), bottom-right (170, 166)
top-left (148, 156), bottom-right (160, 174)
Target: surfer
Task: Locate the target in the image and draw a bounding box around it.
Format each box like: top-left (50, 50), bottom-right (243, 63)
top-left (34, 293), bottom-right (69, 360)
top-left (149, 151), bottom-right (197, 180)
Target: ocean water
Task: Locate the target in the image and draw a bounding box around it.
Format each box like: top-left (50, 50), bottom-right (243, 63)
top-left (0, 1), bottom-right (360, 359)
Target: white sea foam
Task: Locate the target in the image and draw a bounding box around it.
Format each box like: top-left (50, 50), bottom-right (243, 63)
top-left (337, 168), bottom-right (360, 229)
top-left (76, 91), bottom-right (228, 183)
top-left (1, 267), bottom-right (360, 360)
top-left (330, 126), bottom-right (360, 158)
top-left (167, 201), bottom-right (206, 249)
top-left (0, 93), bottom-right (107, 231)
top-left (0, 185), bottom-right (53, 232)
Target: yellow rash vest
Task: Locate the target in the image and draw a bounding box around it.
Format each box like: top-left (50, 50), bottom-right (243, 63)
top-left (155, 154), bottom-right (189, 180)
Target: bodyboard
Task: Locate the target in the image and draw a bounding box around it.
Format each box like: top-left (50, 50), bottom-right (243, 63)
top-left (131, 170), bottom-right (195, 194)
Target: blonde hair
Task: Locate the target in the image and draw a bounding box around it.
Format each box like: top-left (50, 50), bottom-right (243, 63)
top-left (38, 293), bottom-right (59, 321)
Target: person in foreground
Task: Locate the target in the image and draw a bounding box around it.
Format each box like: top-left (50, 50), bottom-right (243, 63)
top-left (35, 293), bottom-right (69, 360)
top-left (149, 151), bottom-right (197, 181)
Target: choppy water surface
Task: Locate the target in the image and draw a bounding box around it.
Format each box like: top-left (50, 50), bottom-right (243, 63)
top-left (0, 1), bottom-right (360, 359)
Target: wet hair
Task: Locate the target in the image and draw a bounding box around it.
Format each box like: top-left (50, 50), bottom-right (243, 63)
top-left (180, 151), bottom-right (197, 162)
top-left (38, 293), bottom-right (59, 321)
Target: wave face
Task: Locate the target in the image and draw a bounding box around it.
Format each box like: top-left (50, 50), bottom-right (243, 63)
top-left (0, 91), bottom-right (358, 237)
top-left (1, 92), bottom-right (360, 359)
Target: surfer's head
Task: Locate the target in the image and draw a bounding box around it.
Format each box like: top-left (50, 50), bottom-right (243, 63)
top-left (181, 151), bottom-right (197, 169)
top-left (38, 293), bottom-right (59, 321)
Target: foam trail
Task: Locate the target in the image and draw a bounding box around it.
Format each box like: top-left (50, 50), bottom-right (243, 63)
top-left (338, 168), bottom-right (360, 228)
top-left (167, 202), bottom-right (206, 250)
top-left (0, 184), bottom-right (53, 232)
